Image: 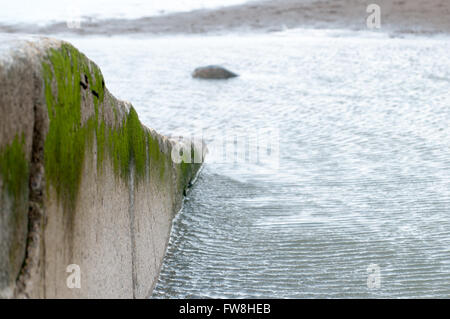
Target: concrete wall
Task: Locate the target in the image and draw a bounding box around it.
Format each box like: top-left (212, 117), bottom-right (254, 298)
top-left (0, 36), bottom-right (203, 298)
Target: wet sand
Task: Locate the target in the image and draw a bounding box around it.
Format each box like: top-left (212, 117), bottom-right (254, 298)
top-left (2, 0), bottom-right (450, 35)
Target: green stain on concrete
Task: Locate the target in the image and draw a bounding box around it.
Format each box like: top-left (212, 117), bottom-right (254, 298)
top-left (42, 42), bottom-right (165, 209)
top-left (147, 131), bottom-right (166, 180)
top-left (127, 107), bottom-right (147, 182)
top-left (176, 144), bottom-right (201, 193)
top-left (42, 43), bottom-right (97, 209)
top-left (0, 134), bottom-right (29, 213)
top-left (105, 107), bottom-right (147, 184)
top-left (0, 134), bottom-right (29, 274)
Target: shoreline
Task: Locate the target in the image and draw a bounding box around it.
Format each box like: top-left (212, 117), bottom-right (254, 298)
top-left (1, 0), bottom-right (450, 36)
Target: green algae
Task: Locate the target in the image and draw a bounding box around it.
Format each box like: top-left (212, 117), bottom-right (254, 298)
top-left (176, 143), bottom-right (201, 192)
top-left (41, 42), bottom-right (174, 210)
top-left (147, 131), bottom-right (166, 180)
top-left (105, 107), bottom-right (147, 184)
top-left (0, 134), bottom-right (28, 283)
top-left (42, 43), bottom-right (97, 208)
top-left (0, 134), bottom-right (29, 212)
top-left (126, 107), bottom-right (147, 182)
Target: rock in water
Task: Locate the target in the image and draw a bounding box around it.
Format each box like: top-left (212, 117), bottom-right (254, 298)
top-left (192, 65), bottom-right (238, 79)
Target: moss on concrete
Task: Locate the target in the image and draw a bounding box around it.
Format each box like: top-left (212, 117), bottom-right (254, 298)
top-left (176, 144), bottom-right (201, 192)
top-left (0, 134), bottom-right (29, 280)
top-left (105, 107), bottom-right (147, 184)
top-left (147, 132), bottom-right (166, 180)
top-left (42, 42), bottom-right (169, 209)
top-left (0, 134), bottom-right (29, 213)
top-left (42, 43), bottom-right (96, 209)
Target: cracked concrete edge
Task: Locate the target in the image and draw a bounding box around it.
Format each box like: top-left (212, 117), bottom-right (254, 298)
top-left (0, 35), bottom-right (53, 298)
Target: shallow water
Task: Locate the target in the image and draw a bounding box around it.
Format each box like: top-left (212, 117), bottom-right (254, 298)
top-left (66, 30), bottom-right (450, 298)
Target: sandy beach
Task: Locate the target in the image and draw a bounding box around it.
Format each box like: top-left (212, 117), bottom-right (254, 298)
top-left (2, 0), bottom-right (450, 35)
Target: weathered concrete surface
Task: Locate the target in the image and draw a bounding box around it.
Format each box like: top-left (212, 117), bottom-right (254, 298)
top-left (0, 37), bottom-right (36, 298)
top-left (0, 35), bottom-right (203, 298)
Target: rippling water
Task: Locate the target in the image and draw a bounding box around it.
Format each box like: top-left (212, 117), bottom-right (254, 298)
top-left (67, 30), bottom-right (450, 298)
